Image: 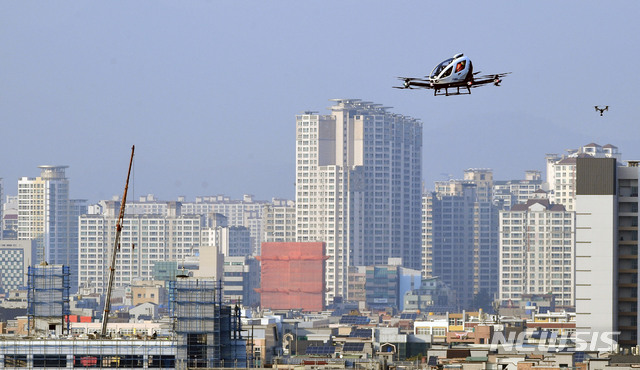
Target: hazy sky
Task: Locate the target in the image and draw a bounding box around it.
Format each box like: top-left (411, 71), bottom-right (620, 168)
top-left (2, 1), bottom-right (639, 203)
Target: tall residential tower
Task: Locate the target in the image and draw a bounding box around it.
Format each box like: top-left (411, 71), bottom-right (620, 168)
top-left (295, 99), bottom-right (422, 303)
top-left (18, 166), bottom-right (86, 291)
top-left (575, 157), bottom-right (639, 349)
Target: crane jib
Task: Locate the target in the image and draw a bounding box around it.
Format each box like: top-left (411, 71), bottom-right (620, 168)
top-left (100, 145), bottom-right (135, 337)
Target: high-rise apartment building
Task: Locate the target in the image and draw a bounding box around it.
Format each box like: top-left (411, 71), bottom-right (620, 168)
top-left (2, 195), bottom-right (18, 239)
top-left (182, 194), bottom-right (269, 255)
top-left (493, 171), bottom-right (543, 210)
top-left (425, 169), bottom-right (500, 309)
top-left (575, 157), bottom-right (638, 349)
top-left (78, 201), bottom-right (203, 292)
top-left (262, 200), bottom-right (296, 243)
top-left (545, 143), bottom-right (621, 211)
top-left (423, 184), bottom-right (476, 309)
top-left (499, 197), bottom-right (575, 309)
top-left (217, 226), bottom-right (251, 257)
top-left (295, 99), bottom-right (422, 303)
top-left (102, 194), bottom-right (285, 256)
top-left (18, 166), bottom-right (87, 291)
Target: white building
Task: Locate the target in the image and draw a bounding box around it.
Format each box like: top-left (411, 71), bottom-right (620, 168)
top-left (96, 194), bottom-right (286, 257)
top-left (493, 171), bottom-right (543, 210)
top-left (545, 143), bottom-right (622, 211)
top-left (499, 198), bottom-right (575, 309)
top-left (575, 157), bottom-right (638, 349)
top-left (18, 166), bottom-right (86, 290)
top-left (295, 99), bottom-right (422, 303)
top-left (78, 201), bottom-right (203, 292)
top-left (262, 200), bottom-right (296, 243)
top-left (181, 194), bottom-right (269, 255)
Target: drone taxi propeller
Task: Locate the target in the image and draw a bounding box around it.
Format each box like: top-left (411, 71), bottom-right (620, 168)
top-left (393, 53), bottom-right (511, 96)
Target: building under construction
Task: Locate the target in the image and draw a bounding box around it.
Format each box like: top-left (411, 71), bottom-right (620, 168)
top-left (257, 242), bottom-right (327, 312)
top-left (0, 273), bottom-right (246, 368)
top-left (27, 263), bottom-right (70, 336)
top-left (169, 276), bottom-right (247, 369)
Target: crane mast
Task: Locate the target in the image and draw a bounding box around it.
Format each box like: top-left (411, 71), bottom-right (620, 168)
top-left (101, 145), bottom-right (135, 337)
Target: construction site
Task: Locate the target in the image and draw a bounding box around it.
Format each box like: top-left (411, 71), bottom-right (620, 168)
top-left (1, 265), bottom-right (247, 369)
top-left (0, 148), bottom-right (251, 369)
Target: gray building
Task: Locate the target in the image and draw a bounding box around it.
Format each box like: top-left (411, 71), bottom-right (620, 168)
top-left (0, 239), bottom-right (35, 293)
top-left (493, 170), bottom-right (543, 210)
top-left (423, 184), bottom-right (477, 309)
top-left (222, 255), bottom-right (259, 306)
top-left (424, 169), bottom-right (500, 310)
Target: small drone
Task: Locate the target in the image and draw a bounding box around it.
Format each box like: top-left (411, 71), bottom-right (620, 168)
top-left (594, 106), bottom-right (609, 116)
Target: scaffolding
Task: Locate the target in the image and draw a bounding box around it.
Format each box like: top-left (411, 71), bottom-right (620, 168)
top-left (169, 277), bottom-right (245, 368)
top-left (27, 264), bottom-right (70, 336)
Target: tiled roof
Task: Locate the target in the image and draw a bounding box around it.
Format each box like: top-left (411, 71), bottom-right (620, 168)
top-left (509, 199), bottom-right (566, 212)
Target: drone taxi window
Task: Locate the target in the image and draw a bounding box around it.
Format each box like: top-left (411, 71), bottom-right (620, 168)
top-left (441, 66), bottom-right (453, 78)
top-left (431, 58), bottom-right (454, 78)
top-left (455, 61), bottom-right (466, 72)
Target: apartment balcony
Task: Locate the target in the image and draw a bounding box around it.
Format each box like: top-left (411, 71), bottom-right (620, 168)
top-left (619, 226), bottom-right (639, 231)
top-left (618, 311), bottom-right (638, 316)
top-left (619, 212), bottom-right (639, 218)
top-left (619, 269), bottom-right (639, 274)
top-left (619, 240), bottom-right (639, 246)
top-left (618, 297), bottom-right (638, 303)
top-left (618, 283), bottom-right (638, 288)
top-left (619, 255), bottom-right (639, 260)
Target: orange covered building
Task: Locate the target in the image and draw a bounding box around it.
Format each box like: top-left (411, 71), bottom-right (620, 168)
top-left (257, 242), bottom-right (327, 312)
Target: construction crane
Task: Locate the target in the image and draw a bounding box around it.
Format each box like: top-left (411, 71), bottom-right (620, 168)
top-left (101, 145), bottom-right (135, 337)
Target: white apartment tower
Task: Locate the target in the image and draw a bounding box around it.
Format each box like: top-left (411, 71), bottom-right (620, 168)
top-left (78, 201), bottom-right (203, 292)
top-left (575, 157), bottom-right (638, 349)
top-left (499, 198), bottom-right (575, 309)
top-left (262, 200), bottom-right (296, 243)
top-left (295, 99), bottom-right (422, 303)
top-left (18, 166), bottom-right (86, 290)
top-left (96, 194), bottom-right (278, 256)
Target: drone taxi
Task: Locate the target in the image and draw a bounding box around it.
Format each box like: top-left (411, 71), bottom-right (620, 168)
top-left (393, 53), bottom-right (510, 96)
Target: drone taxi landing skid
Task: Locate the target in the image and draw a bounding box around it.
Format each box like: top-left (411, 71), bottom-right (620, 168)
top-left (393, 53), bottom-right (511, 96)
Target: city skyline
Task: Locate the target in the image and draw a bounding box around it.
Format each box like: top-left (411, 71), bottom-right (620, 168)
top-left (1, 140), bottom-right (624, 203)
top-left (2, 2), bottom-right (640, 202)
